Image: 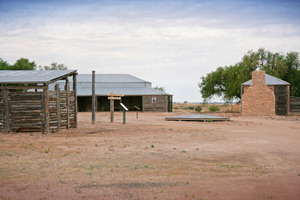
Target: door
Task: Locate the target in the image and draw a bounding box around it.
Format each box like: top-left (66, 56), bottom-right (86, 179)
top-left (275, 86), bottom-right (287, 115)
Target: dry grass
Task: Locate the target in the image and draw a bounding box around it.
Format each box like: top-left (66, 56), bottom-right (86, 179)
top-left (173, 103), bottom-right (241, 113)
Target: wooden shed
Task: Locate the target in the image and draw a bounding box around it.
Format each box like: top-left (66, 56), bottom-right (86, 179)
top-left (0, 70), bottom-right (77, 133)
top-left (241, 71), bottom-right (290, 116)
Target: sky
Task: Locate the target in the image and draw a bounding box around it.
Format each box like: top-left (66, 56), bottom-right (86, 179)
top-left (0, 0), bottom-right (299, 102)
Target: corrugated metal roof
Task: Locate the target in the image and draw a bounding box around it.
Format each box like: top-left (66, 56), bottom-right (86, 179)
top-left (0, 70), bottom-right (77, 84)
top-left (77, 87), bottom-right (171, 96)
top-left (76, 74), bottom-right (150, 83)
top-left (241, 74), bottom-right (290, 86)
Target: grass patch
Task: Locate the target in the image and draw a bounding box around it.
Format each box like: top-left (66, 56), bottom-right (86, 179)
top-left (209, 105), bottom-right (220, 112)
top-left (45, 147), bottom-right (51, 154)
top-left (195, 105), bottom-right (202, 112)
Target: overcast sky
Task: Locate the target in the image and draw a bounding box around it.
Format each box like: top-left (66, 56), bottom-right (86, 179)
top-left (0, 0), bottom-right (299, 102)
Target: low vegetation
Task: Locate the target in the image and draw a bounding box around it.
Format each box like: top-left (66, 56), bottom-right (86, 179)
top-left (173, 103), bottom-right (239, 113)
top-left (209, 105), bottom-right (220, 112)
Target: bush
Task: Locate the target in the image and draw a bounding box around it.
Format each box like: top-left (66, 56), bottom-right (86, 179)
top-left (183, 106), bottom-right (194, 110)
top-left (195, 105), bottom-right (202, 112)
top-left (188, 106), bottom-right (195, 110)
top-left (209, 105), bottom-right (220, 112)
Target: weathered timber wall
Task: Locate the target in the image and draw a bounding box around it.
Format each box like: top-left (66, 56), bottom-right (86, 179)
top-left (10, 92), bottom-right (43, 132)
top-left (0, 89), bottom-right (76, 133)
top-left (290, 97), bottom-right (300, 113)
top-left (49, 90), bottom-right (76, 133)
top-left (143, 95), bottom-right (168, 112)
top-left (0, 92), bottom-right (3, 132)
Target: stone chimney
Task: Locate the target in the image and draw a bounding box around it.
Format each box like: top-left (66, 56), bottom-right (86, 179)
top-left (252, 71), bottom-right (266, 86)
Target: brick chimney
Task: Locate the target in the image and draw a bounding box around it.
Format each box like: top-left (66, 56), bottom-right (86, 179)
top-left (252, 71), bottom-right (266, 86)
top-left (241, 70), bottom-right (275, 116)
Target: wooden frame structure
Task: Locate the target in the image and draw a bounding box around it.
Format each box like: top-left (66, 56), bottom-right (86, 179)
top-left (0, 70), bottom-right (77, 133)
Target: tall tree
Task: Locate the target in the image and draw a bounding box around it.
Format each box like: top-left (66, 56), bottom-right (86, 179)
top-left (283, 52), bottom-right (300, 96)
top-left (0, 58), bottom-right (10, 70)
top-left (11, 58), bottom-right (36, 70)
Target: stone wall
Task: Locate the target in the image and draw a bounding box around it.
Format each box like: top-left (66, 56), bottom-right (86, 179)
top-left (242, 71), bottom-right (275, 116)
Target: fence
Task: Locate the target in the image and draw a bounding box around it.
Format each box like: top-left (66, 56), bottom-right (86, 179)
top-left (290, 96), bottom-right (300, 113)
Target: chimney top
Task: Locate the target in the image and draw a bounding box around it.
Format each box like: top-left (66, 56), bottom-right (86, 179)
top-left (252, 71), bottom-right (266, 86)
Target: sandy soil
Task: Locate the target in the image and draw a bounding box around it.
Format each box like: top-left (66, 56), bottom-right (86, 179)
top-left (0, 111), bottom-right (299, 200)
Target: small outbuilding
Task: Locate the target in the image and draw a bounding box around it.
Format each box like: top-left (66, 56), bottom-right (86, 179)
top-left (0, 70), bottom-right (78, 133)
top-left (241, 71), bottom-right (290, 116)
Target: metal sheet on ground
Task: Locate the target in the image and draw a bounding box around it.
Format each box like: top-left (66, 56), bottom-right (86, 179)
top-left (165, 114), bottom-right (229, 121)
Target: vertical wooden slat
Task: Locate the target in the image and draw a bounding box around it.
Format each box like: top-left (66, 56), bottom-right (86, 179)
top-left (92, 71), bottom-right (96, 124)
top-left (3, 87), bottom-right (9, 133)
top-left (65, 78), bottom-right (70, 129)
top-left (142, 96), bottom-right (145, 112)
top-left (73, 73), bottom-right (78, 128)
top-left (43, 84), bottom-right (49, 134)
top-left (110, 99), bottom-right (114, 123)
top-left (55, 84), bottom-right (61, 132)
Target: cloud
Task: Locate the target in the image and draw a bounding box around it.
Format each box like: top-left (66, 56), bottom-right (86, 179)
top-left (0, 0), bottom-right (299, 101)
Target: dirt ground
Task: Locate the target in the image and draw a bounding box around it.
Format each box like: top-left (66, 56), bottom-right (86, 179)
top-left (0, 111), bottom-right (300, 200)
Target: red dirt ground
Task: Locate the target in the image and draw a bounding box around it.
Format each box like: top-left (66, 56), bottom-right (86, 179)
top-left (0, 111), bottom-right (299, 200)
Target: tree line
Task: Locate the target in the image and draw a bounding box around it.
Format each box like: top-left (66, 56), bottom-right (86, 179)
top-left (0, 58), bottom-right (68, 70)
top-left (199, 48), bottom-right (300, 101)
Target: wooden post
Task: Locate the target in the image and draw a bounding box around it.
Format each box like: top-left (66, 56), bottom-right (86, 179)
top-left (55, 84), bottom-right (61, 132)
top-left (110, 99), bottom-right (114, 123)
top-left (92, 71), bottom-right (96, 124)
top-left (65, 78), bottom-right (70, 129)
top-left (3, 87), bottom-right (9, 133)
top-left (43, 84), bottom-right (49, 134)
top-left (108, 93), bottom-right (123, 123)
top-left (73, 73), bottom-right (78, 128)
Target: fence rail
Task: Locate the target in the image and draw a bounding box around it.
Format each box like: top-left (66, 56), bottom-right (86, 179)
top-left (290, 96), bottom-right (300, 113)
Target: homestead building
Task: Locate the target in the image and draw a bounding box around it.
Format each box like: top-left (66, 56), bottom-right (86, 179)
top-left (241, 71), bottom-right (290, 116)
top-left (54, 74), bottom-right (173, 112)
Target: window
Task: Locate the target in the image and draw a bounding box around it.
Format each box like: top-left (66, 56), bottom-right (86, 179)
top-left (152, 97), bottom-right (157, 103)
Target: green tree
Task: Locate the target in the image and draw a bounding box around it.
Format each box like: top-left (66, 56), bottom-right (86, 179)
top-left (0, 58), bottom-right (10, 70)
top-left (283, 52), bottom-right (300, 96)
top-left (39, 62), bottom-right (68, 70)
top-left (11, 58), bottom-right (36, 70)
top-left (199, 48), bottom-right (300, 101)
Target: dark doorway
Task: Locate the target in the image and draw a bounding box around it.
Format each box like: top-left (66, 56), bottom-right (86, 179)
top-left (78, 97), bottom-right (92, 112)
top-left (97, 96), bottom-right (142, 111)
top-left (168, 96), bottom-right (173, 112)
top-left (275, 86), bottom-right (288, 115)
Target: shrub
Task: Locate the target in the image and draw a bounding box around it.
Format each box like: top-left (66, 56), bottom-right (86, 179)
top-left (188, 106), bottom-right (194, 110)
top-left (195, 105), bottom-right (202, 112)
top-left (182, 106), bottom-right (194, 110)
top-left (209, 105), bottom-right (220, 112)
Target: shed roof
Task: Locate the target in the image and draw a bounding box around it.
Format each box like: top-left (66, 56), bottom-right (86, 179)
top-left (0, 70), bottom-right (77, 84)
top-left (241, 74), bottom-right (290, 86)
top-left (77, 74), bottom-right (150, 83)
top-left (77, 86), bottom-right (171, 96)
